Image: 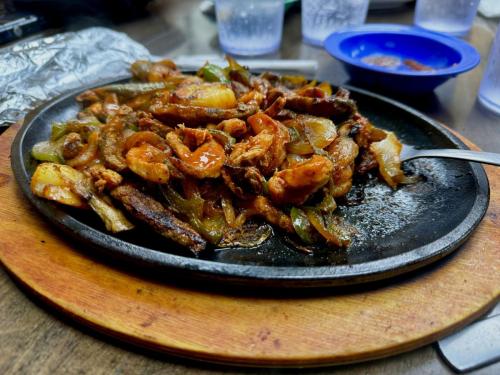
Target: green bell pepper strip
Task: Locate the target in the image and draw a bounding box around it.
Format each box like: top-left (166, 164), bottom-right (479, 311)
top-left (290, 207), bottom-right (316, 244)
top-left (51, 122), bottom-right (68, 141)
top-left (224, 56), bottom-right (251, 86)
top-left (161, 185), bottom-right (225, 244)
top-left (94, 82), bottom-right (175, 99)
top-left (197, 63), bottom-right (230, 83)
top-left (31, 140), bottom-right (63, 163)
top-left (304, 208), bottom-right (350, 247)
top-left (50, 118), bottom-right (102, 142)
top-left (317, 194), bottom-right (337, 214)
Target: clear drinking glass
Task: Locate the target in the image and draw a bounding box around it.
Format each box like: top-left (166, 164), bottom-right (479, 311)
top-left (478, 25), bottom-right (500, 115)
top-left (414, 0), bottom-right (481, 37)
top-left (301, 0), bottom-right (370, 46)
top-left (215, 0), bottom-right (284, 56)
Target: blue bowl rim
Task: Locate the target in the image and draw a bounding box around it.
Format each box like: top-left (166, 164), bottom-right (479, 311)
top-left (323, 24), bottom-right (481, 77)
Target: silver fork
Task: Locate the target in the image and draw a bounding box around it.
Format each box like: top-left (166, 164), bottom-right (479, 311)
top-left (401, 145), bottom-right (500, 166)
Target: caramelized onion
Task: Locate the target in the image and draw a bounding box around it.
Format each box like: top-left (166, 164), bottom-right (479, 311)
top-left (370, 131), bottom-right (404, 188)
top-left (285, 115), bottom-right (337, 155)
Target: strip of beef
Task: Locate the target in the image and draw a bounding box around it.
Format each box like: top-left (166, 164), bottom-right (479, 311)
top-left (266, 86), bottom-right (356, 120)
top-left (285, 95), bottom-right (357, 119)
top-left (111, 184), bottom-right (206, 254)
top-left (149, 102), bottom-right (258, 126)
top-left (326, 136), bottom-right (360, 197)
top-left (99, 107), bottom-right (135, 171)
top-left (137, 115), bottom-right (173, 138)
top-left (264, 96), bottom-right (286, 118)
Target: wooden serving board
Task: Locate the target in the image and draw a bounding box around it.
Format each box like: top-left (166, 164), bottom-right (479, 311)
top-left (0, 123), bottom-right (499, 367)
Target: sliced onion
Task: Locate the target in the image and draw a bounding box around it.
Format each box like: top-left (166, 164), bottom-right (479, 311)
top-left (218, 222), bottom-right (272, 248)
top-left (304, 208), bottom-right (349, 247)
top-left (369, 131), bottom-right (404, 188)
top-left (317, 81), bottom-right (332, 96)
top-left (304, 115), bottom-right (337, 149)
top-left (285, 115), bottom-right (337, 155)
top-left (221, 197), bottom-right (236, 227)
top-left (285, 153), bottom-right (307, 167)
top-left (290, 207), bottom-right (316, 245)
top-left (171, 83), bottom-right (237, 109)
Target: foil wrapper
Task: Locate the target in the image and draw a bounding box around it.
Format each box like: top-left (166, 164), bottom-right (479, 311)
top-left (0, 27), bottom-right (151, 127)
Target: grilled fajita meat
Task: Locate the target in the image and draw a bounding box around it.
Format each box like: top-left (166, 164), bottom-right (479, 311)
top-left (149, 102), bottom-right (259, 126)
top-left (266, 86), bottom-right (357, 120)
top-left (111, 184), bottom-right (206, 254)
top-left (30, 57), bottom-right (412, 251)
top-left (284, 95), bottom-right (357, 119)
top-left (99, 107), bottom-right (134, 171)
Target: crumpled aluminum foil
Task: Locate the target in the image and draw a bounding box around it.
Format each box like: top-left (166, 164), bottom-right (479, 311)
top-left (0, 27), bottom-right (151, 127)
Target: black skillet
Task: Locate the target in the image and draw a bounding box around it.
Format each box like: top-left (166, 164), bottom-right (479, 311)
top-left (10, 77), bottom-right (490, 287)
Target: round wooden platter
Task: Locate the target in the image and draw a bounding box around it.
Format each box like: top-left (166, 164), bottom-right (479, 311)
top-left (0, 123), bottom-right (499, 367)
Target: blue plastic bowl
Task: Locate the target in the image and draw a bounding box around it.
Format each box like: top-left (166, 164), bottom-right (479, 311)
top-left (324, 24), bottom-right (480, 93)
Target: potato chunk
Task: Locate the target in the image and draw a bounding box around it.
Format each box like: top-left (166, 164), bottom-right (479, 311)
top-left (170, 83), bottom-right (237, 109)
top-left (31, 163), bottom-right (85, 207)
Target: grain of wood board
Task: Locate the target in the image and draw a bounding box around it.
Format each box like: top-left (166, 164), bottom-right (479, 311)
top-left (0, 123), bottom-right (499, 367)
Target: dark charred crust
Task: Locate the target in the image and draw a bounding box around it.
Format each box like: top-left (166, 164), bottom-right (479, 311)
top-left (111, 184), bottom-right (206, 254)
top-left (266, 88), bottom-right (287, 107)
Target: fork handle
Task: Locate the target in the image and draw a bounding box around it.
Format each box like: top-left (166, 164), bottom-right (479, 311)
top-left (407, 149), bottom-right (500, 166)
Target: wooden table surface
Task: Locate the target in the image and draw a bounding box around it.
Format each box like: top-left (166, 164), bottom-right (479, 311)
top-left (1, 1), bottom-right (500, 374)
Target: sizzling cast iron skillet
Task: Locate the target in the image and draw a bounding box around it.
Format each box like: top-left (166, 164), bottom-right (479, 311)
top-left (11, 78), bottom-right (490, 287)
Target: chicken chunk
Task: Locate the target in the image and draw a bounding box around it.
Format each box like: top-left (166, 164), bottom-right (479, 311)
top-left (326, 136), bottom-right (359, 197)
top-left (228, 131), bottom-right (274, 166)
top-left (247, 112), bottom-right (290, 176)
top-left (166, 131), bottom-right (226, 179)
top-left (268, 155), bottom-right (334, 205)
top-left (244, 196), bottom-right (294, 233)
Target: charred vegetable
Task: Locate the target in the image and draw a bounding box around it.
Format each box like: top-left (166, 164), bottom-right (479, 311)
top-left (197, 63), bottom-right (230, 84)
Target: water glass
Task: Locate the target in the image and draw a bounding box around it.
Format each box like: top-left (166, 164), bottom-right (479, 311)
top-left (301, 0), bottom-right (370, 46)
top-left (478, 26), bottom-right (500, 115)
top-left (215, 0), bottom-right (284, 56)
top-left (414, 0), bottom-right (481, 37)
